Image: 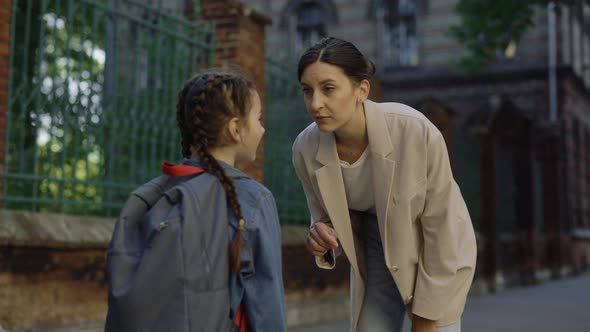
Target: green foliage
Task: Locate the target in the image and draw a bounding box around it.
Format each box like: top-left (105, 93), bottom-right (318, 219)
top-left (449, 0), bottom-right (534, 74)
top-left (5, 0), bottom-right (109, 215)
top-left (5, 0), bottom-right (213, 216)
top-left (450, 0), bottom-right (590, 74)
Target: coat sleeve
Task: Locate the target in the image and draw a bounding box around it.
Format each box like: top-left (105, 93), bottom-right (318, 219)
top-left (291, 139), bottom-right (341, 269)
top-left (411, 129), bottom-right (477, 321)
top-left (241, 191), bottom-right (287, 331)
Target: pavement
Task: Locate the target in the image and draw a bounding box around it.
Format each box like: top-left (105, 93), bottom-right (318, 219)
top-left (289, 272), bottom-right (590, 332)
top-left (6, 273), bottom-right (589, 332)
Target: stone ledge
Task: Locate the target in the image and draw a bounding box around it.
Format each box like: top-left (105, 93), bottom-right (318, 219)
top-left (0, 209), bottom-right (309, 249)
top-left (0, 210), bottom-right (115, 249)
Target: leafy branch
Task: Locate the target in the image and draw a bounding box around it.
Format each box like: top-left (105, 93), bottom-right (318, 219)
top-left (449, 0), bottom-right (590, 74)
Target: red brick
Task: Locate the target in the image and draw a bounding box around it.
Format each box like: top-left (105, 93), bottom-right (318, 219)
top-left (200, 0), bottom-right (270, 182)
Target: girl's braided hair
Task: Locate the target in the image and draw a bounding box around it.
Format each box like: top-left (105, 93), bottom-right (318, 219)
top-left (176, 71), bottom-right (256, 272)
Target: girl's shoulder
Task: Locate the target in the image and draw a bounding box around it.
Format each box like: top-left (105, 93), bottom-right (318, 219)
top-left (234, 177), bottom-right (274, 209)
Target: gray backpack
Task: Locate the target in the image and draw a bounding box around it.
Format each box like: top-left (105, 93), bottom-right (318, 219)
top-left (105, 162), bottom-right (239, 332)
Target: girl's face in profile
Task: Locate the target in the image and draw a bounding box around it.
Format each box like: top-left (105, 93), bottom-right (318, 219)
top-left (300, 61), bottom-right (366, 133)
top-left (235, 90), bottom-right (265, 163)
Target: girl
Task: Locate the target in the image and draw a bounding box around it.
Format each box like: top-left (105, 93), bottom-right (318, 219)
top-left (176, 71), bottom-right (286, 331)
top-left (292, 37), bottom-right (476, 332)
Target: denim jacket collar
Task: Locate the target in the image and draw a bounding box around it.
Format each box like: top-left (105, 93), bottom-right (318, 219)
top-left (182, 157), bottom-right (250, 180)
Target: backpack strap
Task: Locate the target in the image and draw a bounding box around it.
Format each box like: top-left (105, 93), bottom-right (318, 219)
top-left (132, 175), bottom-right (170, 209)
top-left (162, 161), bottom-right (205, 176)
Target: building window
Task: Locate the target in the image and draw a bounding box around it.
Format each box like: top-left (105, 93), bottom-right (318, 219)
top-left (281, 0), bottom-right (338, 57)
top-left (377, 0), bottom-right (419, 69)
top-left (293, 2), bottom-right (327, 55)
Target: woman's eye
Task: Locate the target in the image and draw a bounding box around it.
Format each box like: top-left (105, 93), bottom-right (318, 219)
top-left (324, 86), bottom-right (335, 93)
top-left (302, 88), bottom-right (311, 95)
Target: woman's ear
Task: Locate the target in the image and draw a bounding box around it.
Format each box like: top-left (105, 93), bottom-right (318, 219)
top-left (358, 79), bottom-right (370, 102)
top-left (226, 117), bottom-right (241, 143)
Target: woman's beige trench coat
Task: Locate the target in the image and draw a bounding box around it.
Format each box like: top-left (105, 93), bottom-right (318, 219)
top-left (292, 100), bottom-right (477, 330)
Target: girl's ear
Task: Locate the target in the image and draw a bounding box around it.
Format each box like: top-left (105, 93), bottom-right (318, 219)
top-left (226, 117), bottom-right (241, 143)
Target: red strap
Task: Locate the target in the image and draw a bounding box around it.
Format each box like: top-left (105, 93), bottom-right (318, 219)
top-left (234, 304), bottom-right (249, 332)
top-left (161, 161), bottom-right (205, 177)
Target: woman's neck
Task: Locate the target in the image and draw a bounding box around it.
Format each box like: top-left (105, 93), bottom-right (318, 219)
top-left (334, 103), bottom-right (368, 148)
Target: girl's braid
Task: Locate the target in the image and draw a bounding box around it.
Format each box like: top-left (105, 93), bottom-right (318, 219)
top-left (176, 72), bottom-right (251, 272)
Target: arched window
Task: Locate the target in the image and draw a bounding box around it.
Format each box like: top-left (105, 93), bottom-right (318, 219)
top-left (281, 0), bottom-right (338, 57)
top-left (294, 2), bottom-right (326, 54)
top-left (375, 0), bottom-right (419, 69)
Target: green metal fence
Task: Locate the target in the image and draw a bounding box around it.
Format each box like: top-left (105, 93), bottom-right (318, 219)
top-left (3, 0), bottom-right (215, 216)
top-left (264, 57), bottom-right (311, 225)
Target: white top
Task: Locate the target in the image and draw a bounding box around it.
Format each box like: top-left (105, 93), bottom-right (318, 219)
top-left (339, 148), bottom-right (376, 213)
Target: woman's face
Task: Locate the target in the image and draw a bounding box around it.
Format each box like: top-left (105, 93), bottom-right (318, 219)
top-left (300, 61), bottom-right (367, 133)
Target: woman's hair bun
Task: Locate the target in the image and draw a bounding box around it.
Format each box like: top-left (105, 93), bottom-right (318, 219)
top-left (366, 60), bottom-right (376, 79)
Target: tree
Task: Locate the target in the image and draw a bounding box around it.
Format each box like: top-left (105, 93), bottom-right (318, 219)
top-left (6, 0), bottom-right (212, 216)
top-left (6, 0), bottom-right (108, 214)
top-left (449, 0), bottom-right (590, 74)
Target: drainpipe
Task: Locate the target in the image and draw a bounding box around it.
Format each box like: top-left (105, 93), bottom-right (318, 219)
top-left (548, 2), bottom-right (558, 123)
top-left (548, 1), bottom-right (570, 276)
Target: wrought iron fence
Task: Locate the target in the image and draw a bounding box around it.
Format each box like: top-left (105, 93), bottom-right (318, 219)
top-left (263, 57), bottom-right (311, 225)
top-left (3, 0), bottom-right (215, 216)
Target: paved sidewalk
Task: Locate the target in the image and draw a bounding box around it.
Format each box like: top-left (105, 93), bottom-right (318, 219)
top-left (6, 273), bottom-right (588, 331)
top-left (290, 272), bottom-right (590, 332)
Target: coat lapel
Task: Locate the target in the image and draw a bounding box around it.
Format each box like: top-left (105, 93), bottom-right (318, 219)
top-left (314, 130), bottom-right (359, 273)
top-left (365, 101), bottom-right (396, 265)
top-left (312, 101), bottom-right (397, 331)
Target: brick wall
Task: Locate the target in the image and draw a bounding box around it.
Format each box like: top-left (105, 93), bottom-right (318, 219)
top-left (200, 0), bottom-right (271, 183)
top-left (0, 0), bottom-right (11, 208)
top-left (562, 73), bottom-right (590, 272)
top-left (0, 247), bottom-right (108, 330)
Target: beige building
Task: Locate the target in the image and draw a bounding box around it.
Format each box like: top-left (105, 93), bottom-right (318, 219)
top-left (241, 0), bottom-right (560, 73)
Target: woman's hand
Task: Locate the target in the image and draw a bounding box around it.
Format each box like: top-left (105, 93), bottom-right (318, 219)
top-left (411, 314), bottom-right (437, 332)
top-left (306, 222), bottom-right (339, 256)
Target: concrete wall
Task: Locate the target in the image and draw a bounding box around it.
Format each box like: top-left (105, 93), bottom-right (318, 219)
top-left (0, 210), bottom-right (351, 330)
top-left (0, 210), bottom-right (113, 330)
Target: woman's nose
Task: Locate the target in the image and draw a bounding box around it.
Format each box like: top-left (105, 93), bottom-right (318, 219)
top-left (310, 93), bottom-right (324, 111)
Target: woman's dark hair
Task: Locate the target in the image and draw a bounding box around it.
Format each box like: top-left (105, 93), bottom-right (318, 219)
top-left (176, 71), bottom-right (256, 272)
top-left (297, 37), bottom-right (376, 83)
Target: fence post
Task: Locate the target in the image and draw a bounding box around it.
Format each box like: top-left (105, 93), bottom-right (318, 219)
top-left (200, 0), bottom-right (271, 182)
top-left (0, 0), bottom-right (12, 208)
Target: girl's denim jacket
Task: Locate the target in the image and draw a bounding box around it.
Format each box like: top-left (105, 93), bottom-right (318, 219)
top-left (184, 158), bottom-right (286, 331)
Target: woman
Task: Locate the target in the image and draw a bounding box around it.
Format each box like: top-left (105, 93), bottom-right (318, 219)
top-left (292, 37), bottom-right (476, 332)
